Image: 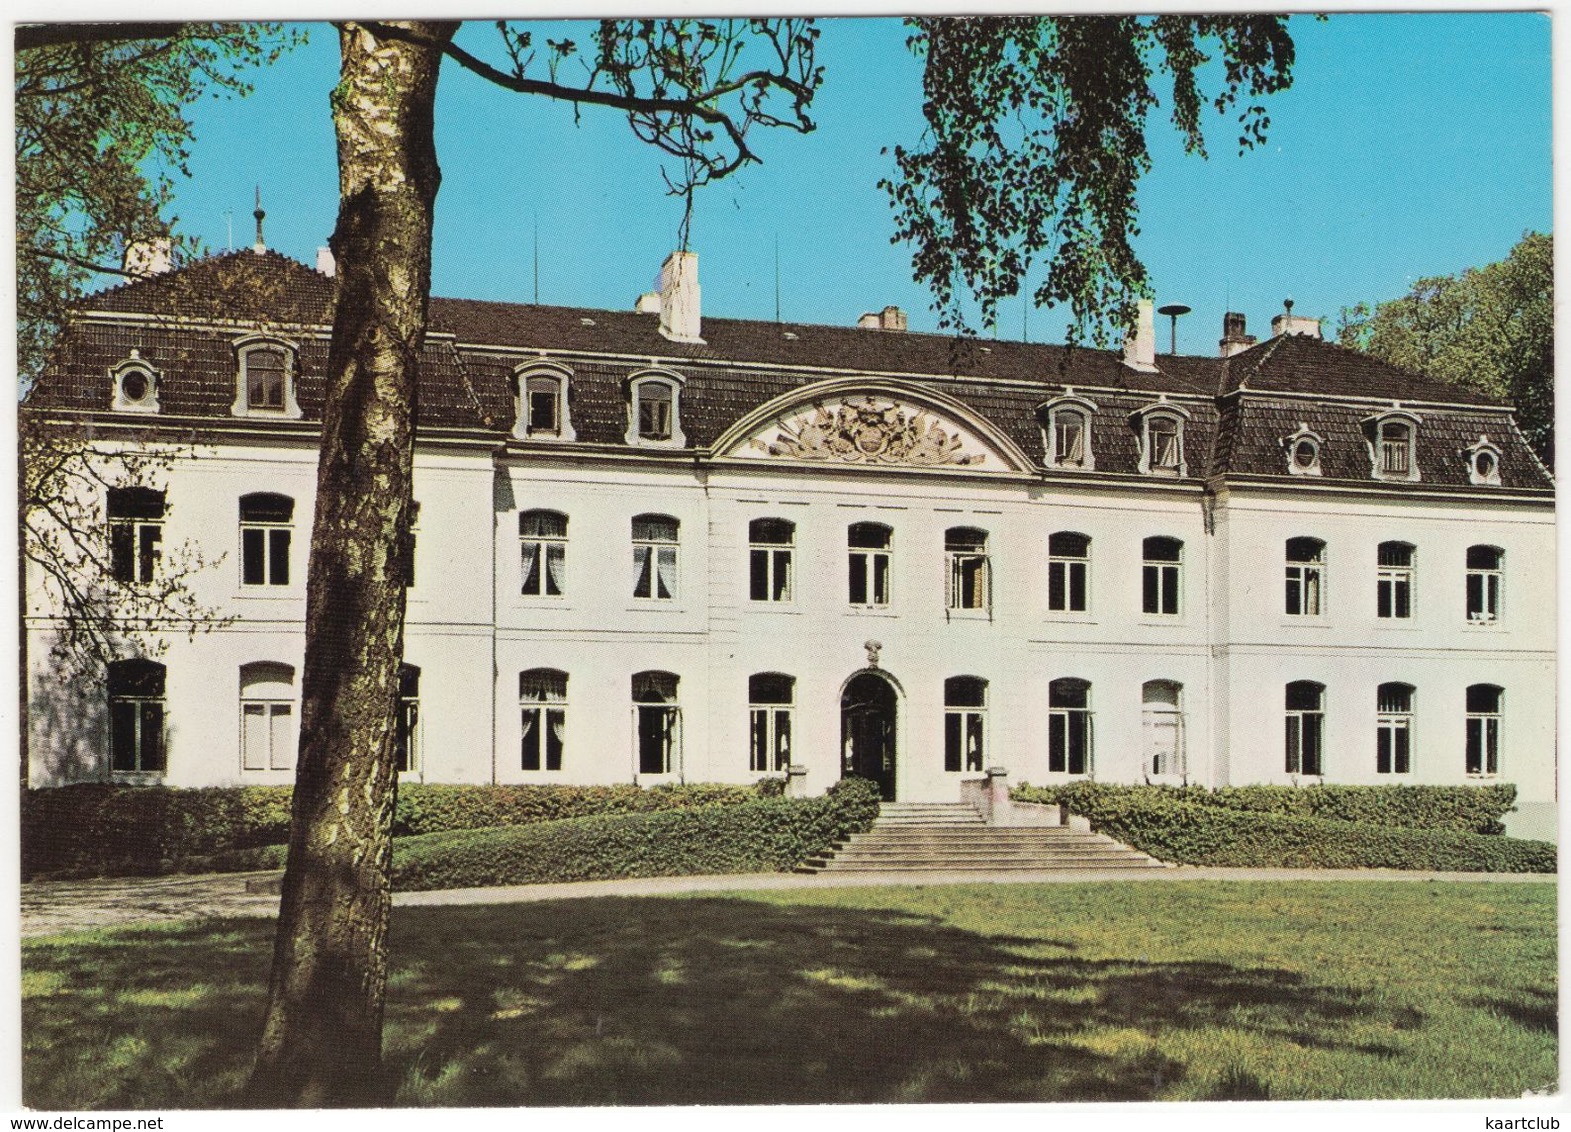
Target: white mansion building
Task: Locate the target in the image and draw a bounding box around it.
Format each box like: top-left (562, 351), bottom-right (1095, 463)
top-left (23, 247), bottom-right (1557, 837)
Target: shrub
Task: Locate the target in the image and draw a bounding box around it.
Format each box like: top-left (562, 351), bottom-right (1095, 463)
top-left (392, 777), bottom-right (882, 891)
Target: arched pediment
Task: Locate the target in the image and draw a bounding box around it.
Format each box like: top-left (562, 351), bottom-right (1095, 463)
top-left (713, 379), bottom-right (1029, 473)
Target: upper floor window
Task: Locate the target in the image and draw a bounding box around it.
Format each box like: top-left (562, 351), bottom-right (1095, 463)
top-left (632, 514), bottom-right (678, 601)
top-left (1142, 680), bottom-right (1184, 779)
top-left (1376, 541), bottom-right (1414, 619)
top-left (395, 664), bottom-right (421, 773)
top-left (944, 676), bottom-right (987, 773)
top-left (513, 364), bottom-right (576, 441)
top-left (1376, 682), bottom-right (1413, 775)
top-left (232, 337), bottom-right (303, 418)
top-left (945, 527), bottom-right (990, 612)
top-left (239, 493), bottom-right (293, 587)
top-left (1284, 537), bottom-right (1325, 617)
top-left (625, 371), bottom-right (686, 447)
top-left (107, 487), bottom-right (165, 585)
top-left (1040, 396), bottom-right (1098, 470)
top-left (1048, 677), bottom-right (1092, 775)
top-left (108, 659), bottom-right (166, 775)
top-left (1465, 435), bottom-right (1502, 486)
top-left (1284, 680), bottom-right (1324, 776)
top-left (632, 670), bottom-right (680, 775)
top-left (1466, 545), bottom-right (1503, 624)
top-left (1133, 402), bottom-right (1190, 476)
top-left (520, 510), bottom-right (567, 597)
top-left (1047, 531), bottom-right (1090, 613)
top-left (848, 522), bottom-right (892, 607)
top-left (110, 351), bottom-right (160, 414)
top-left (1465, 684), bottom-right (1502, 777)
top-left (240, 661), bottom-right (295, 772)
top-left (1142, 536), bottom-right (1182, 616)
top-left (1364, 411), bottom-right (1421, 481)
top-left (520, 668), bottom-right (568, 771)
top-left (749, 673), bottom-right (794, 774)
top-left (1283, 424), bottom-right (1324, 476)
top-left (749, 519), bottom-right (794, 603)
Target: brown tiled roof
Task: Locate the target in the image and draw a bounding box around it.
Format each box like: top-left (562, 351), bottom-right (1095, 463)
top-left (27, 250), bottom-right (1550, 492)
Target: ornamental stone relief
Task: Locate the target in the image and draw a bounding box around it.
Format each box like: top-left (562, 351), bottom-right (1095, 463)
top-left (747, 396), bottom-right (987, 467)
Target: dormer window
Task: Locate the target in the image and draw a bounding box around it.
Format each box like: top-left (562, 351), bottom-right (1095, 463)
top-left (110, 351), bottom-right (160, 414)
top-left (1363, 410), bottom-right (1421, 482)
top-left (1039, 395), bottom-right (1098, 470)
top-left (1465, 435), bottom-right (1502, 486)
top-left (1282, 424), bottom-right (1324, 476)
top-left (1132, 402), bottom-right (1190, 476)
top-left (625, 371), bottom-right (686, 447)
top-left (513, 363), bottom-right (576, 441)
top-left (232, 336), bottom-right (302, 419)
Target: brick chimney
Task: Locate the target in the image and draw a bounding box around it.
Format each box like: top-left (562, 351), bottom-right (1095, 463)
top-left (1271, 298), bottom-right (1321, 339)
top-left (1219, 311), bottom-right (1257, 357)
top-left (657, 250), bottom-right (704, 344)
top-left (1122, 298), bottom-right (1158, 372)
top-left (857, 306), bottom-right (908, 331)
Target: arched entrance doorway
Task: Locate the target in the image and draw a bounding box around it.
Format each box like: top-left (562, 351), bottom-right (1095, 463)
top-left (841, 671), bottom-right (898, 800)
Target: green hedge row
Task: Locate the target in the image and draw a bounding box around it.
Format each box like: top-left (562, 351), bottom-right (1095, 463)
top-left (1014, 783), bottom-right (1553, 873)
top-left (1013, 781), bottom-right (1517, 834)
top-left (22, 780), bottom-right (767, 880)
top-left (390, 777), bottom-right (883, 891)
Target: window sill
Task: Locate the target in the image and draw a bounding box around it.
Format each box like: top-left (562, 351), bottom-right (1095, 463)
top-left (945, 609), bottom-right (993, 623)
top-left (1278, 619), bottom-right (1332, 629)
top-left (1045, 611), bottom-right (1097, 623)
top-left (235, 588), bottom-right (302, 600)
top-left (1137, 616), bottom-right (1187, 627)
top-left (626, 601), bottom-right (684, 611)
top-left (846, 606), bottom-right (898, 617)
top-left (1372, 621), bottom-right (1420, 630)
top-left (746, 603), bottom-right (801, 614)
top-left (1463, 619), bottom-right (1504, 629)
top-left (109, 772), bottom-right (165, 785)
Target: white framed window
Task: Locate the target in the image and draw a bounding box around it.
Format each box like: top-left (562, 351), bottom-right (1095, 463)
top-left (1133, 402), bottom-right (1190, 476)
top-left (749, 673), bottom-right (794, 774)
top-left (520, 510), bottom-right (568, 597)
top-left (240, 661), bottom-right (295, 772)
top-left (632, 514), bottom-right (679, 601)
top-left (945, 526), bottom-right (990, 612)
top-left (1283, 424), bottom-right (1324, 476)
top-left (395, 664), bottom-right (421, 774)
top-left (108, 659), bottom-right (166, 775)
top-left (1047, 531), bottom-right (1090, 613)
top-left (520, 668), bottom-right (568, 771)
top-left (109, 352), bottom-right (160, 414)
top-left (1284, 681), bottom-right (1324, 776)
top-left (1466, 545), bottom-right (1503, 624)
top-left (239, 493), bottom-right (294, 587)
top-left (848, 522), bottom-right (892, 607)
top-left (1465, 684), bottom-right (1502, 777)
top-left (513, 364), bottom-right (576, 441)
top-left (749, 518), bottom-right (794, 603)
top-left (1364, 410), bottom-right (1421, 482)
top-left (1142, 536), bottom-right (1182, 616)
top-left (107, 487), bottom-right (164, 585)
top-left (1039, 396), bottom-right (1098, 470)
top-left (625, 371), bottom-right (686, 447)
top-left (401, 501), bottom-right (420, 589)
top-left (1465, 435), bottom-right (1503, 486)
top-left (1048, 677), bottom-right (1092, 775)
top-left (1377, 541), bottom-right (1414, 619)
top-left (943, 676), bottom-right (987, 773)
top-left (1285, 537), bottom-right (1325, 617)
top-left (1376, 682), bottom-right (1413, 775)
top-left (632, 670), bottom-right (680, 775)
top-left (231, 336), bottom-right (303, 418)
top-left (1142, 680), bottom-right (1184, 779)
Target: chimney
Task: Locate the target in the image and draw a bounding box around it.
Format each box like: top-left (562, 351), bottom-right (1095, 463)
top-left (856, 306), bottom-right (908, 332)
top-left (657, 250), bottom-right (704, 344)
top-left (123, 238), bottom-right (173, 278)
top-left (1122, 298), bottom-right (1158, 372)
top-left (316, 246), bottom-right (336, 277)
top-left (1219, 311), bottom-right (1257, 357)
top-left (1271, 298), bottom-right (1321, 339)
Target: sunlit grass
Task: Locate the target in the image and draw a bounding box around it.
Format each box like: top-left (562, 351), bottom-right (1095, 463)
top-left (22, 881), bottom-right (1555, 1108)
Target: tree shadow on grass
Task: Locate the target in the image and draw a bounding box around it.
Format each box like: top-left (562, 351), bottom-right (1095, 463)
top-left (23, 895), bottom-right (1432, 1109)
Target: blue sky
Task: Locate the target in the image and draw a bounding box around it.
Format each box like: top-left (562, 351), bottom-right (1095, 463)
top-left (166, 13), bottom-right (1551, 355)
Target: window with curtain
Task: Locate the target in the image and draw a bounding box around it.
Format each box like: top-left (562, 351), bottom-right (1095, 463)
top-left (520, 510), bottom-right (568, 597)
top-left (1466, 545), bottom-right (1503, 623)
top-left (749, 673), bottom-right (794, 773)
top-left (943, 676), bottom-right (987, 772)
top-left (1376, 682), bottom-right (1413, 775)
top-left (749, 519), bottom-right (794, 602)
top-left (632, 514), bottom-right (679, 600)
top-left (945, 527), bottom-right (990, 612)
top-left (240, 661), bottom-right (295, 772)
top-left (520, 668), bottom-right (568, 771)
top-left (632, 670), bottom-right (680, 774)
top-left (1285, 537), bottom-right (1326, 616)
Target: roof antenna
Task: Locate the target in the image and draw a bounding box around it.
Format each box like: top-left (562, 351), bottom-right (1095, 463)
top-left (224, 209), bottom-right (233, 252)
top-left (774, 234), bottom-right (781, 324)
top-left (252, 186), bottom-right (266, 253)
top-left (532, 215), bottom-right (539, 305)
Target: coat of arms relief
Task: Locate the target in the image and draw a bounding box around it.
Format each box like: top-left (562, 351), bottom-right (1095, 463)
top-left (749, 396), bottom-right (987, 467)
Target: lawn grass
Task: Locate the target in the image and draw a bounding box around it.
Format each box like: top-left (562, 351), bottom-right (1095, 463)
top-left (22, 881), bottom-right (1555, 1108)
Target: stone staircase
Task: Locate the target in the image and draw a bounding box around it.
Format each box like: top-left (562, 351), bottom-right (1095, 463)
top-left (798, 802), bottom-right (1167, 874)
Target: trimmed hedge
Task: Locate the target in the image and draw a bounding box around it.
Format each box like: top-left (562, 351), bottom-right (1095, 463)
top-left (1013, 783), bottom-right (1553, 873)
top-left (390, 777), bottom-right (883, 891)
top-left (23, 780), bottom-right (767, 880)
top-left (1013, 781), bottom-right (1517, 835)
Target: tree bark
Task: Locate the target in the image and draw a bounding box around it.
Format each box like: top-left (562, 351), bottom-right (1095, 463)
top-left (249, 19), bottom-right (456, 1107)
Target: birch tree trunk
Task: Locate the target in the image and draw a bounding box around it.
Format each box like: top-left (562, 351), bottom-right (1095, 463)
top-left (249, 19), bottom-right (456, 1107)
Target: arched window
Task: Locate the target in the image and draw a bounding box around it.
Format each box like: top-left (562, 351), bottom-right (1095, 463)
top-left (945, 527), bottom-right (990, 612)
top-left (632, 670), bottom-right (680, 775)
top-left (1047, 531), bottom-right (1090, 613)
top-left (1142, 537), bottom-right (1182, 616)
top-left (514, 364), bottom-right (575, 441)
top-left (239, 493), bottom-right (294, 587)
top-left (1364, 411), bottom-right (1421, 481)
top-left (1039, 396), bottom-right (1098, 470)
top-left (944, 676), bottom-right (987, 773)
top-left (240, 662), bottom-right (295, 772)
top-left (110, 352), bottom-right (161, 414)
top-left (1284, 681), bottom-right (1324, 776)
top-left (848, 522), bottom-right (892, 607)
top-left (626, 371), bottom-right (686, 446)
top-left (1465, 685), bottom-right (1503, 777)
top-left (1466, 545), bottom-right (1503, 623)
top-left (520, 510), bottom-right (568, 597)
top-left (108, 659), bottom-right (166, 774)
top-left (1285, 537), bottom-right (1326, 616)
top-left (1466, 436), bottom-right (1502, 486)
top-left (232, 337), bottom-right (302, 418)
top-left (1376, 682), bottom-right (1413, 775)
top-left (519, 668), bottom-right (568, 771)
top-left (1142, 680), bottom-right (1184, 778)
top-left (632, 514), bottom-right (679, 600)
top-left (1133, 402), bottom-right (1190, 476)
top-left (1048, 677), bottom-right (1092, 775)
top-left (1283, 424), bottom-right (1324, 476)
top-left (107, 487), bottom-right (165, 585)
top-left (749, 673), bottom-right (794, 773)
top-left (749, 519), bottom-right (794, 603)
top-left (395, 664), bottom-right (421, 774)
top-left (1377, 541), bottom-right (1415, 619)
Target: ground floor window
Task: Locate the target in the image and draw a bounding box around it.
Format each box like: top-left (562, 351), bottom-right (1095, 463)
top-left (1048, 677), bottom-right (1092, 775)
top-left (1465, 684), bottom-right (1502, 777)
top-left (1142, 680), bottom-right (1184, 777)
top-left (108, 659), bottom-right (166, 773)
top-left (395, 664), bottom-right (421, 773)
top-left (943, 676), bottom-right (987, 772)
top-left (1376, 682), bottom-right (1413, 774)
top-left (1284, 680), bottom-right (1324, 776)
top-left (749, 673), bottom-right (793, 773)
top-left (633, 670), bottom-right (680, 775)
top-left (240, 661), bottom-right (295, 771)
top-left (520, 668), bottom-right (567, 771)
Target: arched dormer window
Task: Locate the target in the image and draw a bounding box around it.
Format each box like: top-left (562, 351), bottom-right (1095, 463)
top-left (232, 335), bottom-right (302, 419)
top-left (109, 350), bottom-right (161, 414)
top-left (1362, 409), bottom-right (1421, 482)
top-left (513, 362), bottom-right (576, 441)
top-left (625, 370), bottom-right (686, 447)
top-left (1282, 423), bottom-right (1325, 476)
top-left (1131, 400), bottom-right (1190, 477)
top-left (1038, 394), bottom-right (1099, 470)
top-left (1464, 435), bottom-right (1502, 486)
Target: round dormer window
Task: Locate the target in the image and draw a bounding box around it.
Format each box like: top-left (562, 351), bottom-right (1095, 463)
top-left (120, 369), bottom-right (151, 403)
top-left (1292, 438), bottom-right (1318, 470)
top-left (1474, 450), bottom-right (1497, 480)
